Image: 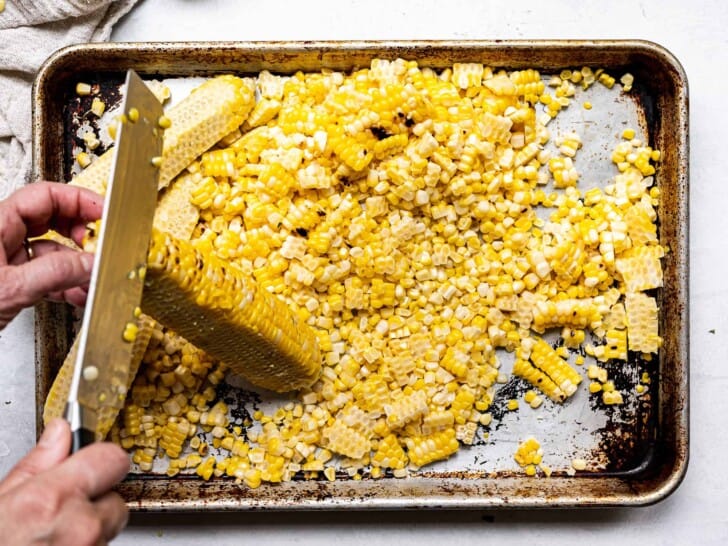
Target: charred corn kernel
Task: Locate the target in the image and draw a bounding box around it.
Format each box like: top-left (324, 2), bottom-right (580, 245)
top-left (90, 97), bottom-right (106, 117)
top-left (76, 82), bottom-right (92, 96)
top-left (513, 358), bottom-right (565, 403)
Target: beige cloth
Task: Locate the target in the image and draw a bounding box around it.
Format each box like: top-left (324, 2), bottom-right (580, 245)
top-left (0, 0), bottom-right (140, 199)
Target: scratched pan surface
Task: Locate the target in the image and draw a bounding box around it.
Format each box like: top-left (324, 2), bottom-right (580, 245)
top-left (32, 41), bottom-right (688, 510)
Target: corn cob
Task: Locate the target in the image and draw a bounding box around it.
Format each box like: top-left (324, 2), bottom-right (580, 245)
top-left (143, 229), bottom-right (321, 393)
top-left (43, 315), bottom-right (155, 440)
top-left (625, 292), bottom-right (661, 353)
top-left (69, 75), bottom-right (256, 194)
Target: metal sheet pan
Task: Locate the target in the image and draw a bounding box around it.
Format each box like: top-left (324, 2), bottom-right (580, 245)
top-left (32, 40), bottom-right (689, 510)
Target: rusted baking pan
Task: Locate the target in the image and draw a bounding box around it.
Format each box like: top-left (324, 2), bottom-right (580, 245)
top-left (32, 40), bottom-right (688, 510)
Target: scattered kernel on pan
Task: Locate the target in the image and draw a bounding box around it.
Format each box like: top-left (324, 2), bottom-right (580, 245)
top-left (128, 107), bottom-right (140, 123)
top-left (0, 1), bottom-right (5, 14)
top-left (75, 151), bottom-right (91, 168)
top-left (583, 101), bottom-right (592, 110)
top-left (82, 132), bottom-right (100, 151)
top-left (571, 458), bottom-right (587, 471)
top-left (91, 97), bottom-right (106, 117)
top-left (641, 372), bottom-right (651, 384)
top-left (76, 82), bottom-right (92, 96)
top-left (107, 121), bottom-right (118, 140)
top-left (507, 399), bottom-right (519, 411)
top-left (602, 390), bottom-right (624, 405)
top-left (524, 390), bottom-right (537, 404)
top-left (620, 73), bottom-right (634, 92)
top-left (622, 128), bottom-right (636, 140)
top-left (529, 395), bottom-right (543, 409)
top-left (636, 384), bottom-right (646, 394)
top-left (589, 382), bottom-right (602, 394)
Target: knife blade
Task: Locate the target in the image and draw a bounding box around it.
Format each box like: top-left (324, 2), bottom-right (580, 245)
top-left (64, 70), bottom-right (164, 452)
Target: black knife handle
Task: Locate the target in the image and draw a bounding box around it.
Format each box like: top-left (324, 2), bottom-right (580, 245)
top-left (70, 427), bottom-right (96, 454)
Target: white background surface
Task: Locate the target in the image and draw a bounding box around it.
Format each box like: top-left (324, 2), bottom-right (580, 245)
top-left (0, 0), bottom-right (725, 543)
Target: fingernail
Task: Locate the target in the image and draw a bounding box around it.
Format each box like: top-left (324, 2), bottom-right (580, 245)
top-left (81, 252), bottom-right (95, 273)
top-left (39, 419), bottom-right (65, 446)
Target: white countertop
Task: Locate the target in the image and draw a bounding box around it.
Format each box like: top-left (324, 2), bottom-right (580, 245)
top-left (1, 0), bottom-right (726, 543)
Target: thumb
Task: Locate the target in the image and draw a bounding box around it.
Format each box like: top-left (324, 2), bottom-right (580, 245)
top-left (0, 419), bottom-right (70, 495)
top-left (1, 250), bottom-right (93, 313)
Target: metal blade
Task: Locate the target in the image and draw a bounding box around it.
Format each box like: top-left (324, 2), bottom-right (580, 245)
top-left (66, 70), bottom-right (163, 439)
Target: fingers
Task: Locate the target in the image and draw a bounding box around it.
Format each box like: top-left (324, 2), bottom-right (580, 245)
top-left (0, 249), bottom-right (94, 324)
top-left (0, 182), bottom-right (103, 262)
top-left (0, 419), bottom-right (70, 495)
top-left (93, 491), bottom-right (129, 542)
top-left (48, 442), bottom-right (130, 500)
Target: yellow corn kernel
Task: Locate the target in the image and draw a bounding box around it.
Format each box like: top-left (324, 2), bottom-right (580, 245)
top-left (76, 82), bottom-right (92, 96)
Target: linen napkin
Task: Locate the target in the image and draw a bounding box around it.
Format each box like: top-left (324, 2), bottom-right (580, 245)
top-left (0, 0), bottom-right (141, 200)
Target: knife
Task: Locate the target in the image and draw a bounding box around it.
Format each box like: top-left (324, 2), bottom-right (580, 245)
top-left (64, 70), bottom-right (164, 453)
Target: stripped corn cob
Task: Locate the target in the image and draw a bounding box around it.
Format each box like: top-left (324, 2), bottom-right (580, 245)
top-left (143, 229), bottom-right (321, 392)
top-left (43, 315), bottom-right (155, 440)
top-left (70, 75), bottom-right (255, 194)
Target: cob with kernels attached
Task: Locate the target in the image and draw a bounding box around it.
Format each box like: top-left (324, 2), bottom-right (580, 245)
top-left (143, 229), bottom-right (322, 393)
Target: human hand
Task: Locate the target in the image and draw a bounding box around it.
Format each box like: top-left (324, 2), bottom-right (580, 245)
top-left (0, 418), bottom-right (130, 545)
top-left (0, 182), bottom-right (103, 330)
